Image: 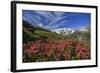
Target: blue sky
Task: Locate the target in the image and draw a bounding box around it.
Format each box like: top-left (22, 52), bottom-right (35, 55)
top-left (22, 10), bottom-right (91, 30)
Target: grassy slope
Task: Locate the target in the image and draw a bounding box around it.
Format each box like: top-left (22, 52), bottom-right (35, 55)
top-left (23, 27), bottom-right (66, 43)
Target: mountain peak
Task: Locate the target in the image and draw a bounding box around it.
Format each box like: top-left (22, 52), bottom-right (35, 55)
top-left (51, 28), bottom-right (74, 36)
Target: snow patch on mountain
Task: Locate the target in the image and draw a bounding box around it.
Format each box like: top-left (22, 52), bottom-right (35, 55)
top-left (51, 28), bottom-right (75, 35)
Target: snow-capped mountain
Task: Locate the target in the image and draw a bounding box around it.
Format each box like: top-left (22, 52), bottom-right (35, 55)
top-left (51, 26), bottom-right (90, 36)
top-left (51, 28), bottom-right (75, 36)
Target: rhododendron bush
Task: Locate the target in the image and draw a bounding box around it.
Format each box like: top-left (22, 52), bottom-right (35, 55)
top-left (23, 38), bottom-right (90, 62)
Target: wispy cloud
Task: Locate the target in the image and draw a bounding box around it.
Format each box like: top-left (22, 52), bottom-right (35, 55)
top-left (22, 10), bottom-right (91, 30)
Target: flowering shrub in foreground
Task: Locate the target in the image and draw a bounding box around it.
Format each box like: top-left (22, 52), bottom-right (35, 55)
top-left (23, 38), bottom-right (90, 62)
